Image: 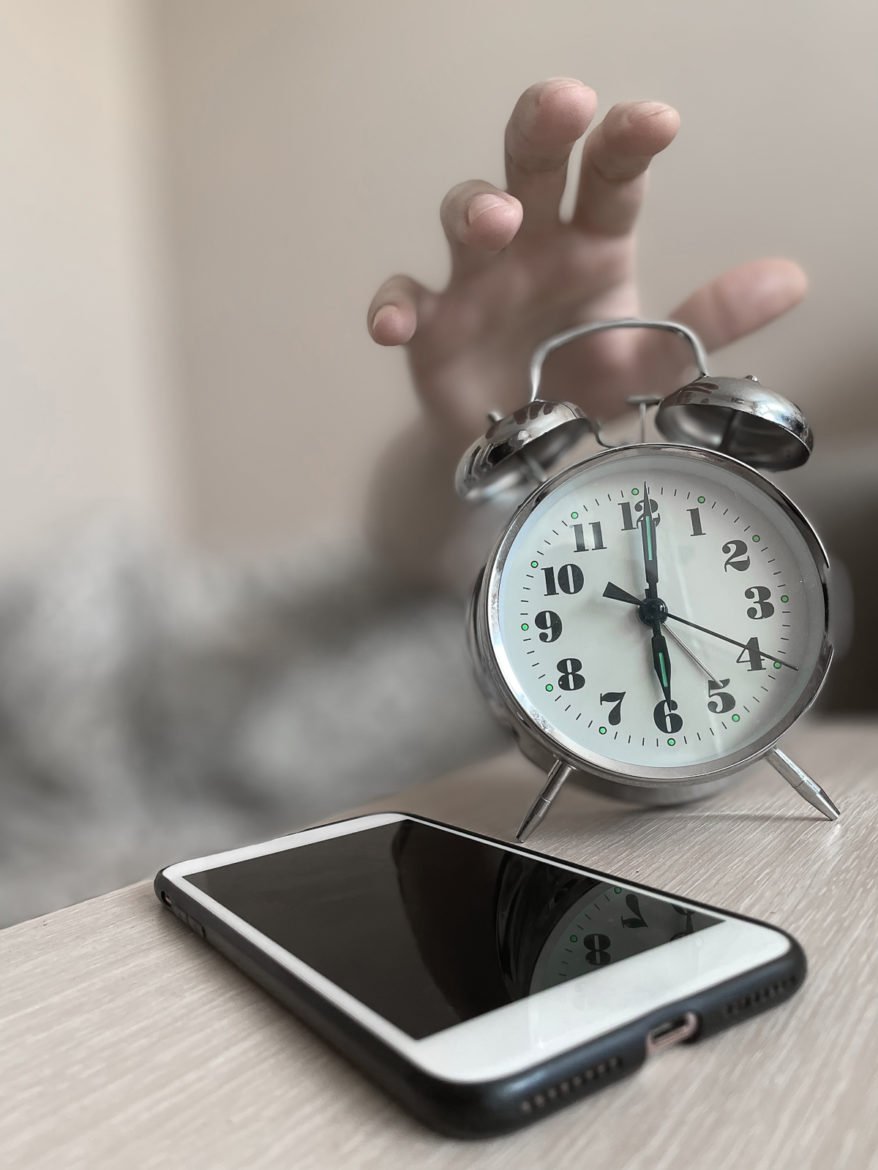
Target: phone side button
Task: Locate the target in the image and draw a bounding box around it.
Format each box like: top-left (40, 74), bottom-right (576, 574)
top-left (645, 1011), bottom-right (700, 1056)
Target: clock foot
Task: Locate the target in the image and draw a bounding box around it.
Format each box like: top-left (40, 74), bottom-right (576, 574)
top-left (767, 747), bottom-right (840, 821)
top-left (515, 760), bottom-right (575, 842)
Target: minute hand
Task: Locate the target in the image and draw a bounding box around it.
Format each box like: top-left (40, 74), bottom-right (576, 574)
top-left (640, 481), bottom-right (658, 598)
top-left (639, 483), bottom-right (672, 703)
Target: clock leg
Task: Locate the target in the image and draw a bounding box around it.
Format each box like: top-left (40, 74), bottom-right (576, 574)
top-left (515, 760), bottom-right (575, 842)
top-left (767, 747), bottom-right (841, 821)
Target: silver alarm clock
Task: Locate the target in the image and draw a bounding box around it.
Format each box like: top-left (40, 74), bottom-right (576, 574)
top-left (456, 319), bottom-right (839, 841)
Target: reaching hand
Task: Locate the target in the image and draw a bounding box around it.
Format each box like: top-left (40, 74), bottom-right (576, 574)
top-left (367, 78), bottom-right (807, 450)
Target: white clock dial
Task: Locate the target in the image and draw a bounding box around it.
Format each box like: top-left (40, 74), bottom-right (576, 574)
top-left (489, 445), bottom-right (829, 778)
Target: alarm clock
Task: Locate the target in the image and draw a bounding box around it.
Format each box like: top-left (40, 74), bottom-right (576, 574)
top-left (456, 319), bottom-right (839, 841)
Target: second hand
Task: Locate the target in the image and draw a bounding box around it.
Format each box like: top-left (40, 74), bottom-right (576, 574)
top-left (663, 624), bottom-right (714, 682)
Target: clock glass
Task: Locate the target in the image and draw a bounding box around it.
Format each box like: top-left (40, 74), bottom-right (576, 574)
top-left (490, 444), bottom-right (829, 780)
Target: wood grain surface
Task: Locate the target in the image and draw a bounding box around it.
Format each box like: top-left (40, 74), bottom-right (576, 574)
top-left (2, 718), bottom-right (876, 1170)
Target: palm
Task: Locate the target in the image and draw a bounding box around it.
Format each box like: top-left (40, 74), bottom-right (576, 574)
top-left (369, 79), bottom-right (806, 452)
top-left (409, 226), bottom-right (639, 436)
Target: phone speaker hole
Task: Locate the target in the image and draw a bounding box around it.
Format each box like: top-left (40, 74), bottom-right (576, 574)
top-left (519, 1056), bottom-right (623, 1114)
top-left (722, 975), bottom-right (798, 1018)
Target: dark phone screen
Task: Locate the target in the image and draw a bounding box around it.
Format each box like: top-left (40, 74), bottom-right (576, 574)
top-left (185, 820), bottom-right (719, 1039)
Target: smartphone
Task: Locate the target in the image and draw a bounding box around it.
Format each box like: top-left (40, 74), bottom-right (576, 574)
top-left (155, 813), bottom-right (805, 1139)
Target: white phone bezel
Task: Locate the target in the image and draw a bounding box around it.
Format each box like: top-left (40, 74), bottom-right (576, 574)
top-left (162, 812), bottom-right (791, 1084)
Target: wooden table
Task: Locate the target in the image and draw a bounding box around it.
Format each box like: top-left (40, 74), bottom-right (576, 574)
top-left (3, 719), bottom-right (876, 1170)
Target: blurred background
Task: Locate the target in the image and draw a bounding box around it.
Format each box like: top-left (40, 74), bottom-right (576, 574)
top-left (1, 0), bottom-right (875, 925)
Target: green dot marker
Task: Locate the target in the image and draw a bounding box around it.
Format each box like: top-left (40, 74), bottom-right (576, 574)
top-left (571, 511), bottom-right (579, 519)
top-left (613, 887), bottom-right (621, 894)
top-left (781, 594), bottom-right (789, 604)
top-left (773, 662), bottom-right (782, 670)
top-left (697, 495), bottom-right (705, 504)
top-left (531, 560), bottom-right (539, 568)
top-left (752, 535), bottom-right (761, 543)
top-left (569, 934), bottom-right (578, 943)
top-left (545, 683), bottom-right (554, 692)
top-left (731, 713), bottom-right (741, 723)
top-left (599, 725), bottom-right (607, 735)
top-left (631, 487), bottom-right (640, 496)
top-left (667, 737), bottom-right (676, 747)
top-left (521, 623), bottom-right (529, 631)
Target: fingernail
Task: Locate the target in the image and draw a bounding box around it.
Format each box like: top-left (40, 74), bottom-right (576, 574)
top-left (539, 77), bottom-right (589, 103)
top-left (371, 305), bottom-right (396, 333)
top-left (467, 194), bottom-right (512, 225)
top-left (631, 101), bottom-right (673, 120)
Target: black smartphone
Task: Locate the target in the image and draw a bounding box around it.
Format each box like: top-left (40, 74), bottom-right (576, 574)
top-left (155, 812), bottom-right (805, 1139)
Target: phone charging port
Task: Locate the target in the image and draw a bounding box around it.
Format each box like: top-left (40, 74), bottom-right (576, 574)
top-left (646, 1011), bottom-right (700, 1056)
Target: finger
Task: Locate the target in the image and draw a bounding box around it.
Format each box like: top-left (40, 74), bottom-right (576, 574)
top-left (573, 100), bottom-right (680, 237)
top-left (504, 78), bottom-right (597, 233)
top-left (668, 258), bottom-right (809, 353)
top-left (636, 259), bottom-right (809, 393)
top-left (367, 274), bottom-right (433, 346)
top-left (440, 180), bottom-right (522, 278)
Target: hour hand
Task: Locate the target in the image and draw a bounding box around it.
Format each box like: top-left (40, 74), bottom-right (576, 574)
top-left (651, 627), bottom-right (673, 707)
top-left (603, 581), bottom-right (641, 606)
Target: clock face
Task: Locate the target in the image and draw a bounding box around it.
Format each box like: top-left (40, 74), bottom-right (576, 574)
top-left (488, 445), bottom-right (830, 781)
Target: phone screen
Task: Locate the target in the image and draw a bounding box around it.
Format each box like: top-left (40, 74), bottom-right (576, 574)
top-left (185, 820), bottom-right (719, 1040)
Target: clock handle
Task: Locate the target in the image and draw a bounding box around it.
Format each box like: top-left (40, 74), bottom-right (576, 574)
top-left (528, 318), bottom-right (709, 404)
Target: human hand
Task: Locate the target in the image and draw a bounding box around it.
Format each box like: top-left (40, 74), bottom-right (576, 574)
top-left (367, 79), bottom-right (807, 449)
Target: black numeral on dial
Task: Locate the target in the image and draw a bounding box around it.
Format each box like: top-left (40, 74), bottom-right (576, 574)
top-left (653, 698), bottom-right (683, 733)
top-left (599, 691), bottom-right (625, 725)
top-left (671, 906), bottom-right (695, 939)
top-left (534, 610), bottom-right (562, 643)
top-left (687, 507), bottom-right (705, 537)
top-left (723, 539), bottom-right (750, 572)
top-left (542, 564), bottom-right (584, 596)
top-left (736, 636), bottom-right (766, 671)
top-left (557, 658), bottom-right (585, 691)
top-left (583, 933), bottom-right (612, 966)
top-left (745, 585), bottom-right (775, 620)
top-left (707, 678), bottom-right (736, 713)
top-left (619, 498), bottom-right (660, 532)
top-left (572, 521), bottom-right (606, 552)
top-left (621, 894), bottom-right (648, 929)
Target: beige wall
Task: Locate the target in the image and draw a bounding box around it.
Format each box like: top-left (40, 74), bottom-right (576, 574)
top-left (0, 0), bottom-right (181, 559)
top-left (2, 0), bottom-right (877, 557)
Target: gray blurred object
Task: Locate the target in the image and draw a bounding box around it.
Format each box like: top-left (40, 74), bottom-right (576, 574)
top-left (0, 524), bottom-right (506, 927)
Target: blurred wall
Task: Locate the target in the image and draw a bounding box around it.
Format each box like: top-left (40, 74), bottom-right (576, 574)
top-left (2, 0), bottom-right (877, 557)
top-left (0, 0), bottom-right (180, 560)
